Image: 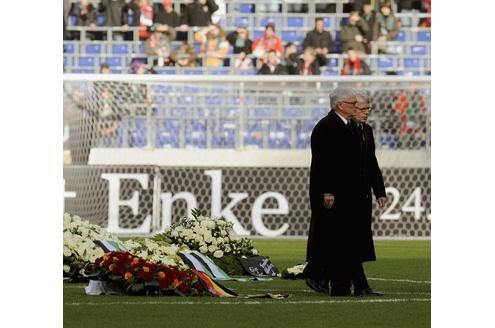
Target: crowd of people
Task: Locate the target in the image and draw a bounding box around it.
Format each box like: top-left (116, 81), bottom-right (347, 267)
top-left (63, 0), bottom-right (431, 75)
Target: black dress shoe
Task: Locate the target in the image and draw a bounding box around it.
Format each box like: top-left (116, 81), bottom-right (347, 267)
top-left (305, 278), bottom-right (329, 294)
top-left (353, 288), bottom-right (384, 297)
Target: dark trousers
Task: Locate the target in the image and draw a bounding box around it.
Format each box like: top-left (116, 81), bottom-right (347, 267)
top-left (330, 262), bottom-right (370, 295)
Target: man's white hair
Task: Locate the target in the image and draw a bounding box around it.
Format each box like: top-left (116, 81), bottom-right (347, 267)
top-left (329, 87), bottom-right (362, 110)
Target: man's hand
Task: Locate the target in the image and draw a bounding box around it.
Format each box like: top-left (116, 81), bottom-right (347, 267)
top-left (323, 194), bottom-right (335, 209)
top-left (355, 34), bottom-right (363, 42)
top-left (377, 197), bottom-right (387, 208)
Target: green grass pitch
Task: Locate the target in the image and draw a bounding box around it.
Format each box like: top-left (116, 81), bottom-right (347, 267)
top-left (64, 239), bottom-right (430, 328)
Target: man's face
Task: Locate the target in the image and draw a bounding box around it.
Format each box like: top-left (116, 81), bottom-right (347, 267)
top-left (316, 20), bottom-right (324, 32)
top-left (268, 52), bottom-right (278, 65)
top-left (363, 4), bottom-right (372, 14)
top-left (353, 97), bottom-right (371, 123)
top-left (349, 14), bottom-right (360, 25)
top-left (337, 95), bottom-right (358, 119)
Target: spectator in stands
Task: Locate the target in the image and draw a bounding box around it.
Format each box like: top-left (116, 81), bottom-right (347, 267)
top-left (257, 50), bottom-right (288, 75)
top-left (180, 0), bottom-right (219, 28)
top-left (418, 0), bottom-right (431, 27)
top-left (360, 0), bottom-right (377, 54)
top-left (100, 63), bottom-right (111, 74)
top-left (154, 0), bottom-right (180, 29)
top-left (124, 0), bottom-right (154, 40)
top-left (341, 48), bottom-right (371, 75)
top-left (340, 11), bottom-right (369, 54)
top-left (252, 23), bottom-right (284, 64)
top-left (373, 0), bottom-right (401, 53)
top-left (171, 42), bottom-right (198, 67)
top-left (226, 26), bottom-right (254, 70)
top-left (98, 0), bottom-right (126, 26)
top-left (297, 47), bottom-right (320, 76)
top-left (302, 17), bottom-right (334, 66)
top-left (194, 23), bottom-right (229, 67)
top-left (144, 26), bottom-right (175, 67)
top-left (68, 0), bottom-right (98, 40)
top-left (283, 42), bottom-right (300, 75)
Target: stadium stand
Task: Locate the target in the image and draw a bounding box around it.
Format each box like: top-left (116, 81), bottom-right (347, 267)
top-left (63, 0), bottom-right (431, 76)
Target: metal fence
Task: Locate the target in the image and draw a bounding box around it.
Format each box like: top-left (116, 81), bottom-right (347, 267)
top-left (63, 75), bottom-right (430, 162)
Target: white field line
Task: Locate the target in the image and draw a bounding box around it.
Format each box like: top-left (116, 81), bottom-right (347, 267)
top-left (368, 277), bottom-right (431, 284)
top-left (63, 277), bottom-right (431, 289)
top-left (65, 298), bottom-right (430, 306)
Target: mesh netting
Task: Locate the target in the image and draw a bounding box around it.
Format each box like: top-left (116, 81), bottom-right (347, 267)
top-left (63, 77), bottom-right (430, 237)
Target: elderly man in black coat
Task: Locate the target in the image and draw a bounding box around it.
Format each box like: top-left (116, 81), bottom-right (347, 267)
top-left (304, 87), bottom-right (386, 296)
top-left (348, 91), bottom-right (388, 296)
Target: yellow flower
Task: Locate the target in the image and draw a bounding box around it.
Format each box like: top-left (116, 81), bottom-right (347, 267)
top-left (158, 271), bottom-right (165, 279)
top-left (125, 272), bottom-right (133, 281)
top-left (173, 279), bottom-right (181, 288)
top-left (132, 257), bottom-right (140, 264)
top-left (143, 266), bottom-right (150, 272)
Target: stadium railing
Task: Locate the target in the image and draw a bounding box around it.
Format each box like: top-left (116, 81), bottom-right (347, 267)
top-left (63, 74), bottom-right (430, 158)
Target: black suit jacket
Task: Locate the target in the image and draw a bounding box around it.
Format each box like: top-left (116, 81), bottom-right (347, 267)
top-left (358, 123), bottom-right (386, 199)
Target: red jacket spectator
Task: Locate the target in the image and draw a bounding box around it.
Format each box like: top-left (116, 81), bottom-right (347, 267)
top-left (252, 23), bottom-right (283, 63)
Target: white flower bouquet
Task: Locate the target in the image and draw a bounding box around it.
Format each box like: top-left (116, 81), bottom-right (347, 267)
top-left (63, 213), bottom-right (119, 279)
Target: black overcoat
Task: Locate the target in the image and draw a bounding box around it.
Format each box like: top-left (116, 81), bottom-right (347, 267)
top-left (305, 110), bottom-right (362, 278)
top-left (353, 123), bottom-right (387, 263)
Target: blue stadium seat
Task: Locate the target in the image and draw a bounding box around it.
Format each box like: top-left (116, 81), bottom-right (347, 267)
top-left (239, 3), bottom-right (254, 13)
top-left (156, 68), bottom-right (177, 75)
top-left (112, 44), bottom-right (129, 54)
top-left (378, 57), bottom-right (394, 69)
top-left (170, 107), bottom-right (190, 117)
top-left (223, 107), bottom-right (239, 118)
top-left (253, 108), bottom-right (274, 118)
top-left (130, 118), bottom-right (148, 147)
top-left (417, 30), bottom-right (431, 42)
top-left (323, 70), bottom-right (339, 76)
top-left (282, 108), bottom-right (304, 117)
top-left (211, 120), bottom-right (236, 148)
top-left (239, 69), bottom-right (256, 75)
top-left (404, 57), bottom-right (420, 68)
top-left (193, 43), bottom-right (202, 53)
top-left (183, 69), bottom-right (203, 75)
top-left (253, 31), bottom-right (264, 39)
top-left (84, 44), bottom-right (102, 54)
top-left (210, 68), bottom-right (230, 75)
top-left (156, 119), bottom-right (180, 148)
top-left (287, 17), bottom-right (304, 28)
top-left (328, 57), bottom-right (339, 67)
top-left (78, 56), bottom-right (96, 67)
top-left (396, 31), bottom-right (406, 42)
top-left (97, 15), bottom-right (105, 26)
top-left (111, 69), bottom-right (122, 74)
top-left (69, 16), bottom-right (77, 27)
top-left (411, 45), bottom-right (427, 55)
top-left (63, 56), bottom-right (68, 67)
top-left (106, 57), bottom-right (122, 67)
top-left (282, 31), bottom-right (297, 42)
top-left (312, 108), bottom-right (328, 118)
top-left (205, 95), bottom-right (223, 106)
top-left (197, 107), bottom-right (220, 117)
top-left (259, 17), bottom-right (281, 28)
top-left (234, 16), bottom-right (250, 27)
top-left (244, 122), bottom-right (264, 148)
top-left (322, 17), bottom-right (332, 29)
top-left (268, 121), bottom-right (292, 149)
top-left (185, 121), bottom-right (207, 148)
top-left (176, 95), bottom-right (194, 105)
top-left (64, 43), bottom-right (75, 54)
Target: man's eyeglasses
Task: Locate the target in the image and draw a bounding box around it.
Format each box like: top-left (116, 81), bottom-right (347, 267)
top-left (341, 100), bottom-right (372, 112)
top-left (357, 106), bottom-right (372, 112)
